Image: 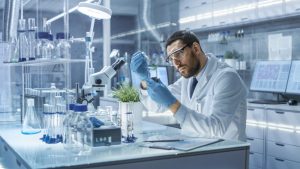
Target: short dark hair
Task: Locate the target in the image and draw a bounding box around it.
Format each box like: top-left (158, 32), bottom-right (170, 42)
top-left (165, 30), bottom-right (200, 49)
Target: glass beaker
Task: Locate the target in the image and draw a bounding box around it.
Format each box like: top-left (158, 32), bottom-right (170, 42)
top-left (22, 98), bottom-right (41, 134)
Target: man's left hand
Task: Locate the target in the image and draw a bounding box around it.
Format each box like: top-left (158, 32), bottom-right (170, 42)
top-left (145, 78), bottom-right (177, 108)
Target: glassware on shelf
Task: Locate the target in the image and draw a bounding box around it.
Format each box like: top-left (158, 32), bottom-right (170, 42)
top-left (56, 32), bottom-right (71, 59)
top-left (17, 19), bottom-right (29, 62)
top-left (22, 98), bottom-right (41, 134)
top-left (27, 18), bottom-right (36, 61)
top-left (47, 34), bottom-right (55, 59)
top-left (41, 33), bottom-right (54, 59)
top-left (36, 32), bottom-right (49, 60)
top-left (10, 38), bottom-right (19, 63)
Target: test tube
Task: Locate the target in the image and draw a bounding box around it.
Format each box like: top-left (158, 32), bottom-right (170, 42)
top-left (126, 112), bottom-right (134, 138)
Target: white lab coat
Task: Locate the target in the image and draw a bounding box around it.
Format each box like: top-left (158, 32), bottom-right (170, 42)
top-left (140, 54), bottom-right (248, 141)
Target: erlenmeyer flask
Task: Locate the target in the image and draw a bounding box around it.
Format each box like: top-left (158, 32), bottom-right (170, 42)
top-left (22, 98), bottom-right (41, 134)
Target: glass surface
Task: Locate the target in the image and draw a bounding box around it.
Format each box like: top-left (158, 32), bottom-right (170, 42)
top-left (250, 61), bottom-right (291, 93)
top-left (286, 60), bottom-right (300, 94)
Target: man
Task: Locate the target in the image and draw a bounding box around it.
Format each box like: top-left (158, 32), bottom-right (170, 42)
top-left (130, 30), bottom-right (248, 141)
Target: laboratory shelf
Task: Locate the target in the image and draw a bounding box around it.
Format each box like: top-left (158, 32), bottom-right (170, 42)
top-left (2, 58), bottom-right (86, 67)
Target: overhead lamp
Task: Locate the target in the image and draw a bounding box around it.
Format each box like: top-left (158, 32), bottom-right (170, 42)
top-left (77, 1), bottom-right (112, 20)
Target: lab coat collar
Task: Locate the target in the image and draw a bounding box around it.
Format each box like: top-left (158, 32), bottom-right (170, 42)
top-left (194, 53), bottom-right (218, 82)
top-left (190, 53), bottom-right (218, 99)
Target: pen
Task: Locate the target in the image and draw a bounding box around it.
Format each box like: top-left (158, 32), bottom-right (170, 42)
top-left (139, 145), bottom-right (174, 150)
top-left (143, 139), bottom-right (184, 143)
top-left (148, 145), bottom-right (174, 150)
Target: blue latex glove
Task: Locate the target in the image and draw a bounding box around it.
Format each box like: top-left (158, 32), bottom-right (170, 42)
top-left (130, 51), bottom-right (150, 80)
top-left (145, 78), bottom-right (177, 108)
top-left (89, 117), bottom-right (105, 128)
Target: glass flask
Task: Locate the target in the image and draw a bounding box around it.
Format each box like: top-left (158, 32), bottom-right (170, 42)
top-left (27, 18), bottom-right (36, 60)
top-left (17, 19), bottom-right (29, 62)
top-left (22, 98), bottom-right (41, 134)
top-left (70, 104), bottom-right (93, 155)
top-left (56, 32), bottom-right (71, 59)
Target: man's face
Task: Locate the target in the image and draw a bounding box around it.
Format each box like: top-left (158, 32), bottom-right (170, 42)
top-left (166, 40), bottom-right (200, 78)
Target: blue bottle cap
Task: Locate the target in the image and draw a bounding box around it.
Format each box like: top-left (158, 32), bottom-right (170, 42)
top-left (48, 34), bottom-right (53, 41)
top-left (56, 32), bottom-right (70, 40)
top-left (74, 104), bottom-right (87, 112)
top-left (36, 32), bottom-right (49, 39)
top-left (68, 103), bottom-right (75, 110)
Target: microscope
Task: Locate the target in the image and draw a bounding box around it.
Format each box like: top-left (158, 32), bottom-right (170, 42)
top-left (77, 58), bottom-right (125, 105)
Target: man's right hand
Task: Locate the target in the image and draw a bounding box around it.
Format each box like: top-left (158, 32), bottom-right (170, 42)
top-left (130, 51), bottom-right (150, 80)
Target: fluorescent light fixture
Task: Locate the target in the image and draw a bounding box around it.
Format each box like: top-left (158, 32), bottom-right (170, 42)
top-left (268, 126), bottom-right (277, 130)
top-left (179, 16), bottom-right (196, 24)
top-left (246, 120), bottom-right (257, 124)
top-left (213, 9), bottom-right (233, 17)
top-left (258, 0), bottom-right (282, 8)
top-left (197, 12), bottom-right (212, 20)
top-left (156, 22), bottom-right (171, 28)
top-left (257, 124), bottom-right (266, 128)
top-left (246, 123), bottom-right (258, 127)
top-left (77, 2), bottom-right (112, 20)
top-left (277, 128), bottom-right (294, 132)
top-left (257, 121), bottom-right (267, 126)
top-left (234, 4), bottom-right (256, 12)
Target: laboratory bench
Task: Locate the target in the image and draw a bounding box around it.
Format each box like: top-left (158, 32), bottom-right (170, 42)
top-left (0, 121), bottom-right (250, 169)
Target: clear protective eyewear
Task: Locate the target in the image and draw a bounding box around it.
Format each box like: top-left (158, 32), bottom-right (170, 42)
top-left (165, 44), bottom-right (189, 64)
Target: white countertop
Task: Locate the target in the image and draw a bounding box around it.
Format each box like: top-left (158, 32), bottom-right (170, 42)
top-left (0, 122), bottom-right (249, 169)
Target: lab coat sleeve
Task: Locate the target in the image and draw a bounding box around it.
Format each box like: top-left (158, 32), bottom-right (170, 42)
top-left (139, 78), bottom-right (183, 113)
top-left (175, 71), bottom-right (247, 138)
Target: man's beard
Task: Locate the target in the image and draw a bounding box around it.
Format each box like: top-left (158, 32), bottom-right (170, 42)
top-left (181, 51), bottom-right (201, 78)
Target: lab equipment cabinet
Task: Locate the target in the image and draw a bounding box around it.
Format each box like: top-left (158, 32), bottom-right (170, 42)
top-left (246, 103), bottom-right (300, 169)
